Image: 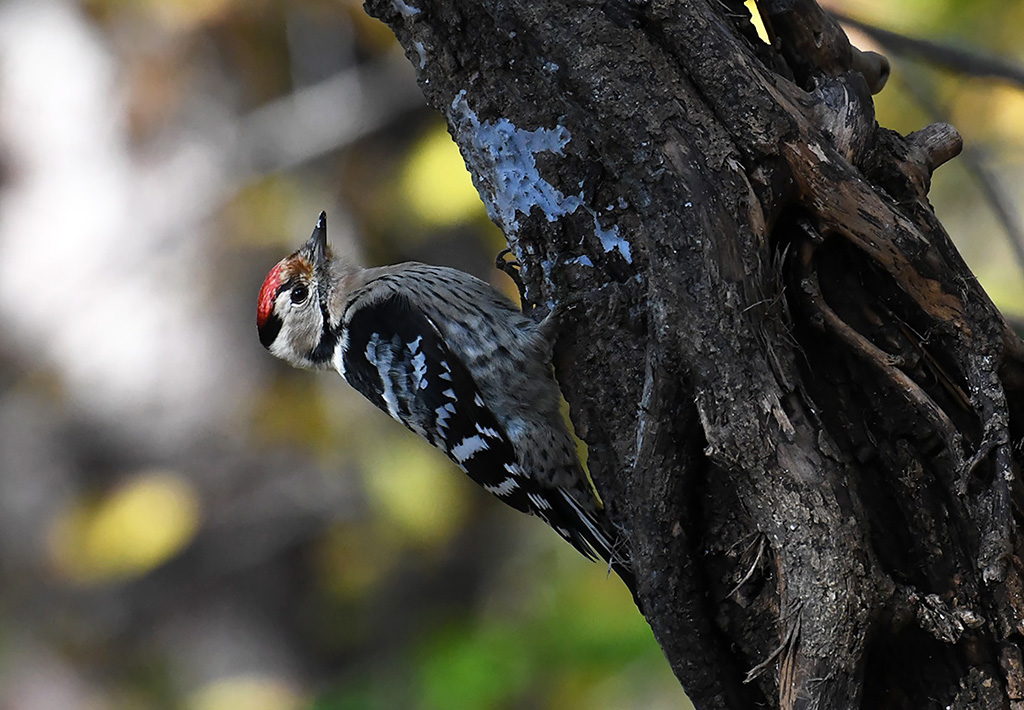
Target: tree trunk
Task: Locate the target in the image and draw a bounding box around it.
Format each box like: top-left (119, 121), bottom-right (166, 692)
top-left (362, 0), bottom-right (1024, 707)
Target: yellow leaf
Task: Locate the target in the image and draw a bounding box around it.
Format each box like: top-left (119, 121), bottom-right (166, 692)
top-left (400, 124), bottom-right (485, 228)
top-left (744, 0), bottom-right (770, 43)
top-left (187, 676), bottom-right (304, 710)
top-left (49, 470), bottom-right (201, 584)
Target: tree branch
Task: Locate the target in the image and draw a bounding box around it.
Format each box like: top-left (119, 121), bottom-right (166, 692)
top-left (830, 9), bottom-right (1024, 89)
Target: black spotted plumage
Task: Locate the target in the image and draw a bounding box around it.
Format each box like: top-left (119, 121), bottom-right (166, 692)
top-left (342, 293), bottom-right (531, 511)
top-left (339, 291), bottom-right (608, 562)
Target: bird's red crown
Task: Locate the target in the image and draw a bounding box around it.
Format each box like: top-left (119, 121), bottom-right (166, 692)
top-left (257, 262), bottom-right (285, 329)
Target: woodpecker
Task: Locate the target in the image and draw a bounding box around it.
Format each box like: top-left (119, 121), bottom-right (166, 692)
top-left (257, 212), bottom-right (634, 593)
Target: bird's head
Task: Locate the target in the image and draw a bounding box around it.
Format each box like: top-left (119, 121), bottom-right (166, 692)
top-left (257, 211), bottom-right (339, 369)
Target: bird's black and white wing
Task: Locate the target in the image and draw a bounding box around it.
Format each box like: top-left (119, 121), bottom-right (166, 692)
top-left (338, 291), bottom-right (605, 560)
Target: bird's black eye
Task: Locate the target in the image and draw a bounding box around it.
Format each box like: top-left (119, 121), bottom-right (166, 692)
top-left (291, 284), bottom-right (309, 304)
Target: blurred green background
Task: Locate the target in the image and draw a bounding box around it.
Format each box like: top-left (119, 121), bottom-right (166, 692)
top-left (0, 0), bottom-right (1020, 708)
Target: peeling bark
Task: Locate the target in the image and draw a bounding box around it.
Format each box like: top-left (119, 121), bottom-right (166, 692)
top-left (362, 0), bottom-right (1024, 707)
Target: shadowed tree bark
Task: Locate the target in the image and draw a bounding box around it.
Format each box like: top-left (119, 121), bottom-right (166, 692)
top-left (362, 0), bottom-right (1024, 707)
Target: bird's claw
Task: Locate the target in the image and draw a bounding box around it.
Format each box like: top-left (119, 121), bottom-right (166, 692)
top-left (496, 247), bottom-right (527, 302)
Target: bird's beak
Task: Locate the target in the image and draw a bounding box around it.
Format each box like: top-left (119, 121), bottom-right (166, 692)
top-left (307, 211), bottom-right (331, 286)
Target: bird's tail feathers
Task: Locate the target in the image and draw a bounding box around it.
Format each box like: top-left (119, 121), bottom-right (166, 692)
top-left (555, 491), bottom-right (639, 604)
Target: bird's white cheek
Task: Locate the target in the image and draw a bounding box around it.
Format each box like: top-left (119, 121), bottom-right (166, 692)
top-left (267, 334), bottom-right (298, 365)
top-left (266, 311), bottom-right (310, 367)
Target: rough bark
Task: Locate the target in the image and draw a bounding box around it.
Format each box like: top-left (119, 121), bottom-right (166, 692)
top-left (362, 0), bottom-right (1024, 708)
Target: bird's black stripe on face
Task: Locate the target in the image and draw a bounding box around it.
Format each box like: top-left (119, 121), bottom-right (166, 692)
top-left (258, 313), bottom-right (283, 348)
top-left (307, 280), bottom-right (339, 365)
top-left (309, 322), bottom-right (338, 365)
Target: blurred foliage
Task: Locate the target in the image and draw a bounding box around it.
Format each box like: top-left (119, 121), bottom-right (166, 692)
top-left (0, 0), bottom-right (1020, 709)
top-left (188, 676), bottom-right (307, 710)
top-left (360, 431), bottom-right (472, 547)
top-left (48, 470), bottom-right (201, 584)
top-left (400, 123), bottom-right (487, 230)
